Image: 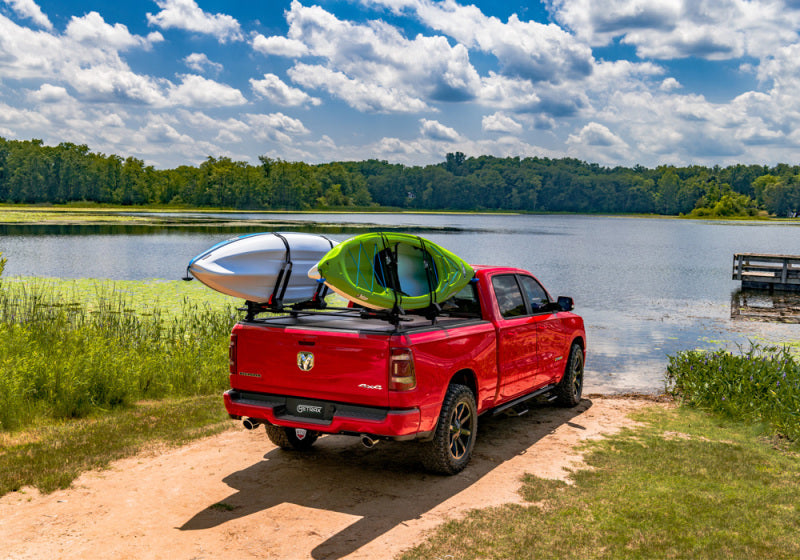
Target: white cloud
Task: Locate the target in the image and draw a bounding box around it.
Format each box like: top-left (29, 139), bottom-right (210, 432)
top-left (568, 122), bottom-right (626, 147)
top-left (69, 64), bottom-right (169, 105)
top-left (167, 75), bottom-right (247, 107)
top-left (0, 101), bottom-right (50, 128)
top-left (4, 0), bottom-right (52, 30)
top-left (548, 0), bottom-right (800, 61)
top-left (580, 86), bottom-right (774, 165)
top-left (246, 112), bottom-right (310, 143)
top-left (215, 129), bottom-right (241, 143)
top-left (477, 72), bottom-right (594, 118)
top-left (252, 34), bottom-right (309, 57)
top-left (174, 109), bottom-right (248, 144)
top-left (0, 11), bottom-right (176, 109)
top-left (419, 118), bottom-right (460, 141)
top-left (141, 119), bottom-right (188, 144)
top-left (66, 67), bottom-right (245, 109)
top-left (250, 73), bottom-right (320, 107)
top-left (177, 109), bottom-right (249, 134)
top-left (65, 63), bottom-right (173, 106)
top-left (373, 136), bottom-right (426, 158)
top-left (566, 121), bottom-right (631, 164)
top-left (96, 112), bottom-right (126, 128)
top-left (659, 77), bottom-right (681, 91)
top-left (29, 83), bottom-right (70, 103)
top-left (289, 63), bottom-right (430, 113)
top-left (482, 112), bottom-right (523, 134)
top-left (183, 53), bottom-right (223, 74)
top-left (277, 1), bottom-right (481, 110)
top-left (370, 0), bottom-right (594, 82)
top-left (458, 54), bottom-right (666, 154)
top-left (146, 0), bottom-right (243, 43)
top-left (66, 11), bottom-right (161, 51)
top-left (0, 13), bottom-right (65, 79)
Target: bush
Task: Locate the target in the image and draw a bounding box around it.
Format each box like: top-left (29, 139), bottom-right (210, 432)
top-left (666, 343), bottom-right (800, 441)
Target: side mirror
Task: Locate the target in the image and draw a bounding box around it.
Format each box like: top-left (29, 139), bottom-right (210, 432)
top-left (557, 296), bottom-right (574, 312)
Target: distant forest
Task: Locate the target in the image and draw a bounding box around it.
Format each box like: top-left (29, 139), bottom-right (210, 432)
top-left (1, 137), bottom-right (799, 217)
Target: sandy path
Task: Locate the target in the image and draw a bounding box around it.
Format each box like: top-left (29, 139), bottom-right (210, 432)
top-left (0, 397), bottom-right (655, 560)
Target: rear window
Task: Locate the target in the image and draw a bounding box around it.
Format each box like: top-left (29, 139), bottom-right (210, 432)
top-left (440, 282), bottom-right (481, 317)
top-left (492, 275), bottom-right (526, 318)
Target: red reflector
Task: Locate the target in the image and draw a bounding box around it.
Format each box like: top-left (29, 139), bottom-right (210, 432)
top-left (229, 332), bottom-right (237, 375)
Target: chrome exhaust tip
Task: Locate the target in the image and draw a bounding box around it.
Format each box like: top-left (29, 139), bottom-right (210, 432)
top-left (242, 417), bottom-right (261, 430)
top-left (360, 434), bottom-right (379, 449)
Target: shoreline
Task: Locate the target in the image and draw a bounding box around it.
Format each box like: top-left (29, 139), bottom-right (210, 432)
top-left (1, 203), bottom-right (797, 227)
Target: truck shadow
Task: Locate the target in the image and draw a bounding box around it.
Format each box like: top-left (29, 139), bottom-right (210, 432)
top-left (180, 399), bottom-right (592, 558)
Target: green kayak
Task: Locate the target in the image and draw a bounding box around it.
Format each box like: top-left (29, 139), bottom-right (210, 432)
top-left (308, 232), bottom-right (474, 310)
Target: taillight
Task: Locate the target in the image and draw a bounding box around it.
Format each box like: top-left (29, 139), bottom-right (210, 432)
top-left (389, 348), bottom-right (416, 391)
top-left (229, 332), bottom-right (237, 375)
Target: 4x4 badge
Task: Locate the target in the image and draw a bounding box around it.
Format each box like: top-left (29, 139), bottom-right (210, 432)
top-left (297, 351), bottom-right (314, 372)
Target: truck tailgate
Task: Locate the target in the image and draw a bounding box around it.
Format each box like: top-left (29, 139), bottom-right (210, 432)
top-left (232, 320), bottom-right (392, 407)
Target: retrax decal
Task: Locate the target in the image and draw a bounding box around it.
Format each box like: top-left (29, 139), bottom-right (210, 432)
top-left (296, 404), bottom-right (323, 415)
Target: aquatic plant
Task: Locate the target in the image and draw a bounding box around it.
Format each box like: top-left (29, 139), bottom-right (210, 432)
top-left (666, 343), bottom-right (800, 441)
top-left (0, 279), bottom-right (240, 431)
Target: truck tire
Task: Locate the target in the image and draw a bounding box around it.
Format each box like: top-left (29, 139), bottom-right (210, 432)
top-left (422, 384), bottom-right (477, 475)
top-left (554, 343), bottom-right (584, 407)
top-left (265, 425), bottom-right (319, 451)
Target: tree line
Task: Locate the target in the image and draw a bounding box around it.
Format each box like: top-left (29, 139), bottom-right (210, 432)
top-left (1, 137), bottom-right (799, 216)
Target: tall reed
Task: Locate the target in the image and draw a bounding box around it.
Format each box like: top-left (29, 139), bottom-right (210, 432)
top-left (0, 279), bottom-right (239, 431)
top-left (666, 343), bottom-right (800, 441)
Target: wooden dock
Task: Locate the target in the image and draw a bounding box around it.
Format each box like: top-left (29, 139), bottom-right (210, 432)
top-left (731, 290), bottom-right (800, 323)
top-left (732, 253), bottom-right (800, 291)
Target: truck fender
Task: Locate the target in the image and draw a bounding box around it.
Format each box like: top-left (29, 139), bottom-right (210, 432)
top-left (420, 369), bottom-right (478, 435)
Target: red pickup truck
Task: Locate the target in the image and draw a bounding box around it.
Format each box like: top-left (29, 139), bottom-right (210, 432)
top-left (224, 265), bottom-right (586, 474)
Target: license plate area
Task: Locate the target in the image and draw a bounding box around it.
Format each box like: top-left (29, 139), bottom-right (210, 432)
top-left (285, 398), bottom-right (335, 421)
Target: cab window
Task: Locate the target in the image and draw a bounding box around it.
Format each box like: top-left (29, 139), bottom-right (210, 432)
top-left (492, 275), bottom-right (526, 318)
top-left (518, 275), bottom-right (550, 312)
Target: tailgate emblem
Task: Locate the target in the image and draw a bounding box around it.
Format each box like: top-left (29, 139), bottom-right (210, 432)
top-left (297, 351), bottom-right (315, 372)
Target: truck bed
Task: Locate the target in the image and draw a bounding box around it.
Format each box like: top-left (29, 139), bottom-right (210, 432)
top-left (242, 309), bottom-right (487, 334)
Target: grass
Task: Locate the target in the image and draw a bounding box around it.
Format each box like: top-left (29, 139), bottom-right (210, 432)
top-left (0, 275), bottom-right (242, 495)
top-left (401, 405), bottom-right (800, 560)
top-left (0, 206), bottom-right (157, 224)
top-left (666, 343), bottom-right (800, 441)
top-left (404, 343), bottom-right (800, 559)
top-left (0, 276), bottom-right (240, 431)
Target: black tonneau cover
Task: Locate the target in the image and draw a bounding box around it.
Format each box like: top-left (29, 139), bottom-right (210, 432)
top-left (243, 310), bottom-right (486, 335)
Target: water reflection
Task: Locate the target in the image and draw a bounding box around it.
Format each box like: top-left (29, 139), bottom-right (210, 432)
top-left (731, 289), bottom-right (800, 323)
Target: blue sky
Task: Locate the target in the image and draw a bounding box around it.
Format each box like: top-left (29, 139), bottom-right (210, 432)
top-left (1, 0), bottom-right (799, 169)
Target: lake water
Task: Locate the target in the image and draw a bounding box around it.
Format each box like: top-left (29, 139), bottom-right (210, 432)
top-left (3, 213), bottom-right (800, 394)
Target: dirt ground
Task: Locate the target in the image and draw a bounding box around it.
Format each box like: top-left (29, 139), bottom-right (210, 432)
top-left (0, 397), bottom-right (658, 560)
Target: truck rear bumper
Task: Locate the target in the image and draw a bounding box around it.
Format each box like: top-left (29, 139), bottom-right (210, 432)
top-left (224, 389), bottom-right (422, 438)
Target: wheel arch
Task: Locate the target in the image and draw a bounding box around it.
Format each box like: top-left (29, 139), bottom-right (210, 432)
top-left (570, 335), bottom-right (586, 356)
top-left (449, 368), bottom-right (478, 397)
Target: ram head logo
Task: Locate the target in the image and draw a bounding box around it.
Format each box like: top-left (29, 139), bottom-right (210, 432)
top-left (297, 351), bottom-right (315, 372)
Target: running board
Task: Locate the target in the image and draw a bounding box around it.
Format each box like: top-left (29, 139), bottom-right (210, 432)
top-left (491, 384), bottom-right (557, 417)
